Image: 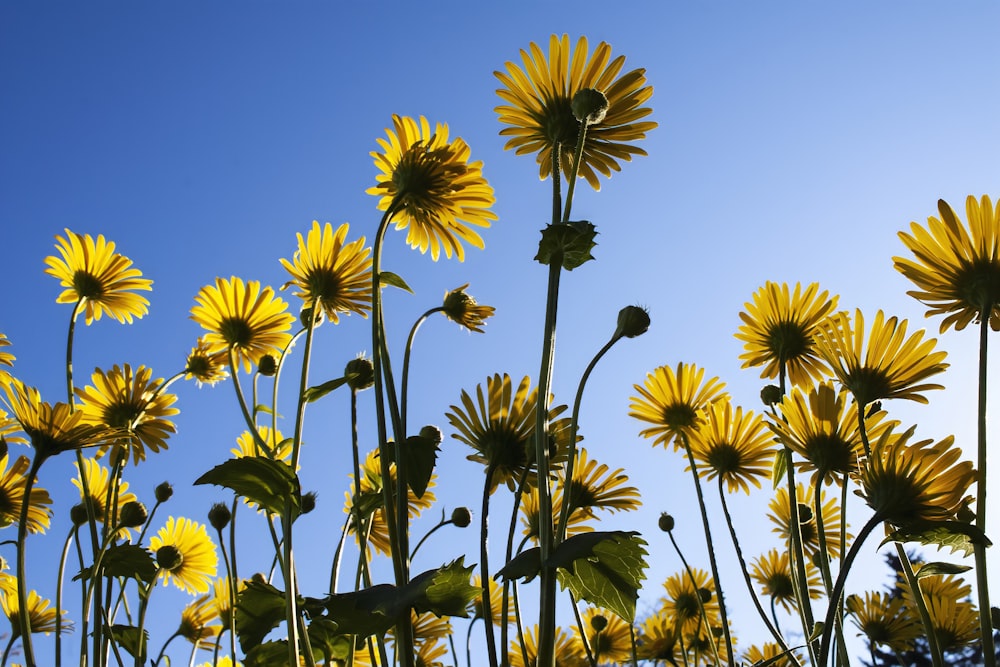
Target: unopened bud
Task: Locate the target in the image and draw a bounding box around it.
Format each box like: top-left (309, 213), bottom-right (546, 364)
top-left (208, 502), bottom-right (232, 531)
top-left (451, 507), bottom-right (472, 528)
top-left (698, 588), bottom-right (713, 604)
top-left (301, 492), bottom-right (317, 514)
top-left (615, 305), bottom-right (650, 339)
top-left (590, 614), bottom-right (608, 632)
top-left (419, 425), bottom-right (443, 444)
top-left (345, 357), bottom-right (375, 391)
top-left (760, 385), bottom-right (782, 407)
top-left (119, 501), bottom-right (148, 528)
top-left (154, 481), bottom-right (173, 503)
top-left (70, 503), bottom-right (89, 527)
top-left (571, 88), bottom-right (609, 126)
top-left (658, 512), bottom-right (675, 532)
top-left (257, 355), bottom-right (278, 377)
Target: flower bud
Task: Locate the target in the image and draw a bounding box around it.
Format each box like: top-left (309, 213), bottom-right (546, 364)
top-left (300, 307), bottom-right (322, 329)
top-left (571, 88), bottom-right (609, 126)
top-left (590, 614), bottom-right (608, 632)
top-left (698, 587), bottom-right (713, 604)
top-left (451, 507), bottom-right (472, 528)
top-left (155, 481), bottom-right (174, 503)
top-left (615, 305), bottom-right (650, 339)
top-left (70, 503), bottom-right (89, 527)
top-left (419, 425), bottom-right (443, 445)
top-left (208, 502), bottom-right (232, 531)
top-left (658, 512), bottom-right (675, 532)
top-left (119, 501), bottom-right (148, 528)
top-left (156, 544), bottom-right (184, 571)
top-left (257, 354), bottom-right (278, 377)
top-left (760, 385), bottom-right (782, 407)
top-left (301, 492), bottom-right (317, 514)
top-left (345, 357), bottom-right (375, 391)
top-left (797, 503), bottom-right (813, 523)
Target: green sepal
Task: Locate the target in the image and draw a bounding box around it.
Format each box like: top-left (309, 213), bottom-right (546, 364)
top-left (552, 531), bottom-right (648, 623)
top-left (104, 624), bottom-right (148, 664)
top-left (915, 561), bottom-right (973, 578)
top-left (379, 271), bottom-right (413, 292)
top-left (879, 520), bottom-right (991, 557)
top-left (402, 427), bottom-right (441, 499)
top-left (74, 543), bottom-right (156, 585)
top-left (303, 376), bottom-right (350, 403)
top-left (535, 221), bottom-right (598, 270)
top-left (195, 456), bottom-right (301, 519)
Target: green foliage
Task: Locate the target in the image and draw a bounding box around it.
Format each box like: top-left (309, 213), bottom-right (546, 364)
top-left (234, 579), bottom-right (290, 652)
top-left (402, 427), bottom-right (441, 499)
top-left (302, 375), bottom-right (351, 402)
top-left (535, 221), bottom-right (598, 270)
top-left (195, 456), bottom-right (302, 519)
top-left (880, 519), bottom-right (991, 557)
top-left (553, 531), bottom-right (648, 623)
top-left (74, 543), bottom-right (156, 584)
top-left (104, 624), bottom-right (148, 663)
top-left (379, 270), bottom-right (413, 292)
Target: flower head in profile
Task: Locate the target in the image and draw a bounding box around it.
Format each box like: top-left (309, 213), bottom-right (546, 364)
top-left (3, 380), bottom-right (106, 460)
top-left (0, 333), bottom-right (13, 388)
top-left (509, 625), bottom-right (587, 667)
top-left (72, 457), bottom-right (138, 532)
top-left (441, 284), bottom-right (495, 333)
top-left (190, 277), bottom-right (296, 373)
top-left (688, 400), bottom-right (775, 494)
top-left (768, 483), bottom-right (848, 558)
top-left (367, 114), bottom-right (496, 261)
top-left (44, 229), bottom-right (152, 325)
top-left (629, 363), bottom-right (728, 451)
top-left (846, 591), bottom-right (920, 653)
top-left (149, 516), bottom-right (218, 594)
top-left (750, 548), bottom-right (822, 613)
top-left (495, 34), bottom-right (656, 190)
top-left (894, 195), bottom-right (1000, 333)
top-left (75, 364), bottom-right (178, 465)
top-left (0, 454), bottom-right (52, 533)
top-left (210, 576), bottom-right (246, 630)
top-left (735, 282), bottom-right (838, 389)
top-left (177, 593), bottom-right (221, 648)
top-left (661, 568), bottom-right (719, 635)
top-left (1, 589), bottom-right (72, 637)
top-left (280, 221), bottom-right (372, 323)
top-left (561, 448), bottom-right (641, 522)
top-left (816, 309), bottom-right (948, 407)
top-left (573, 608), bottom-right (632, 665)
top-left (184, 337), bottom-right (229, 387)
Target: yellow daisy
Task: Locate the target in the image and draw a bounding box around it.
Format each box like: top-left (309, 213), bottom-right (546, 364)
top-left (446, 373), bottom-right (573, 493)
top-left (149, 516), bottom-right (218, 594)
top-left (75, 364), bottom-right (178, 465)
top-left (0, 589), bottom-right (71, 637)
top-left (520, 483), bottom-right (593, 543)
top-left (279, 221), bottom-right (372, 323)
top-left (211, 576), bottom-right (246, 629)
top-left (845, 591), bottom-right (920, 653)
top-left (688, 400), bottom-right (775, 494)
top-left (184, 337), bottom-right (229, 387)
top-left (573, 608), bottom-right (632, 665)
top-left (894, 195), bottom-right (1000, 333)
top-left (635, 611), bottom-right (679, 663)
top-left (768, 483), bottom-right (848, 558)
top-left (629, 363), bottom-right (728, 451)
top-left (742, 642), bottom-right (801, 667)
top-left (660, 568), bottom-right (720, 635)
top-left (735, 282), bottom-right (838, 389)
top-left (0, 454), bottom-right (52, 533)
top-left (509, 625), bottom-right (587, 667)
top-left (3, 380), bottom-right (106, 460)
top-left (441, 284), bottom-right (495, 333)
top-left (0, 333), bottom-right (13, 388)
top-left (749, 548), bottom-right (822, 613)
top-left (71, 456), bottom-right (138, 531)
top-left (367, 114), bottom-right (496, 261)
top-left (177, 593), bottom-right (221, 648)
top-left (190, 276), bottom-right (296, 373)
top-left (232, 426), bottom-right (292, 463)
top-left (561, 448), bottom-right (641, 521)
top-left (470, 574), bottom-right (512, 627)
top-left (44, 228), bottom-right (152, 325)
top-left (815, 309), bottom-right (948, 407)
top-left (495, 34), bottom-right (656, 190)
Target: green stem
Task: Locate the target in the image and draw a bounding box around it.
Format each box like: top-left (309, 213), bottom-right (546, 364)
top-left (400, 307), bottom-right (443, 433)
top-left (569, 592), bottom-right (596, 667)
top-left (896, 544), bottom-right (944, 667)
top-left (666, 529), bottom-right (722, 667)
top-left (15, 453), bottom-right (47, 666)
top-left (500, 467), bottom-right (531, 667)
top-left (55, 527), bottom-right (75, 667)
top-left (974, 307), bottom-right (995, 666)
top-left (812, 482), bottom-right (849, 666)
top-left (478, 468), bottom-right (499, 667)
top-left (227, 349), bottom-right (273, 458)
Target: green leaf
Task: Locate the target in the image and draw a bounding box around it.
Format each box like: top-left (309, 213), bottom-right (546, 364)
top-left (234, 579), bottom-right (288, 652)
top-left (915, 561), bottom-right (973, 578)
top-left (535, 221), bottom-right (598, 271)
top-left (244, 640), bottom-right (292, 667)
top-left (495, 547), bottom-right (542, 583)
top-left (74, 544), bottom-right (157, 584)
top-left (880, 520), bottom-right (992, 557)
top-left (195, 456), bottom-right (301, 518)
top-left (308, 618), bottom-right (351, 663)
top-left (254, 404), bottom-right (282, 418)
top-left (409, 557), bottom-right (478, 618)
top-left (324, 584), bottom-right (397, 637)
top-left (104, 624), bottom-right (148, 663)
top-left (808, 621), bottom-right (824, 642)
top-left (379, 271), bottom-right (413, 292)
top-left (402, 427), bottom-right (440, 499)
top-left (552, 531), bottom-right (648, 623)
top-left (771, 449), bottom-right (788, 490)
top-left (302, 376), bottom-right (350, 403)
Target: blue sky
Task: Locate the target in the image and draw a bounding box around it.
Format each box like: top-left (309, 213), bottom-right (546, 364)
top-left (3, 2), bottom-right (1000, 664)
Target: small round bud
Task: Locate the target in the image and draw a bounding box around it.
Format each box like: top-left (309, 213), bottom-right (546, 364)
top-left (698, 587), bottom-right (713, 604)
top-left (590, 614), bottom-right (608, 632)
top-left (797, 503), bottom-right (813, 523)
top-left (251, 572), bottom-right (267, 585)
top-left (299, 307), bottom-right (322, 329)
top-left (451, 507), bottom-right (472, 528)
top-left (208, 502), bottom-right (232, 531)
top-left (614, 305), bottom-right (650, 339)
top-left (257, 354), bottom-right (278, 377)
top-left (154, 481), bottom-right (174, 503)
top-left (70, 503), bottom-right (89, 527)
top-left (301, 492), bottom-right (317, 514)
top-left (419, 425), bottom-right (443, 444)
top-left (658, 512), bottom-right (675, 533)
top-left (119, 501), bottom-right (148, 528)
top-left (760, 385), bottom-right (782, 407)
top-left (345, 357), bottom-right (375, 391)
top-left (571, 88), bottom-right (609, 125)
top-left (443, 287), bottom-right (475, 320)
top-left (155, 544), bottom-right (184, 571)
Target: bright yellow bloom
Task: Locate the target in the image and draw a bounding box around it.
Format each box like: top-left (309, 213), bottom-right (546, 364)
top-left (688, 400), bottom-right (775, 494)
top-left (441, 284), bottom-right (495, 333)
top-left (630, 363), bottom-right (728, 451)
top-left (768, 483), bottom-right (848, 558)
top-left (561, 448), bottom-right (641, 520)
top-left (44, 228), bottom-right (152, 325)
top-left (495, 34), bottom-right (656, 190)
top-left (190, 277), bottom-right (296, 373)
top-left (0, 454), bottom-right (52, 533)
top-left (846, 591), bottom-right (919, 653)
top-left (280, 221), bottom-right (372, 323)
top-left (184, 337), bottom-right (229, 387)
top-left (509, 625), bottom-right (587, 667)
top-left (742, 643), bottom-right (801, 667)
top-left (520, 484), bottom-right (592, 543)
top-left (750, 548), bottom-right (822, 613)
top-left (635, 611), bottom-right (679, 663)
top-left (816, 309), bottom-right (948, 406)
top-left (735, 282), bottom-right (838, 389)
top-left (573, 608), bottom-right (632, 665)
top-left (72, 457), bottom-right (137, 532)
top-left (4, 380), bottom-right (106, 460)
top-left (903, 572), bottom-right (980, 651)
top-left (367, 114), bottom-right (496, 261)
top-left (1, 589), bottom-right (71, 637)
top-left (149, 516), bottom-right (218, 594)
top-left (75, 364), bottom-right (178, 465)
top-left (0, 333), bottom-right (13, 388)
top-left (660, 568), bottom-right (720, 635)
top-left (895, 195), bottom-right (1000, 333)
top-left (211, 576), bottom-right (246, 629)
top-left (177, 593), bottom-right (221, 648)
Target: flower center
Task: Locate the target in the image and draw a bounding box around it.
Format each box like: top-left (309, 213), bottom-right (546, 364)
top-left (804, 432), bottom-right (855, 477)
top-left (156, 544), bottom-right (184, 571)
top-left (766, 572), bottom-right (795, 600)
top-left (662, 403), bottom-right (698, 430)
top-left (540, 97), bottom-right (580, 147)
top-left (72, 270), bottom-right (105, 299)
top-left (842, 366), bottom-right (893, 406)
top-left (307, 269), bottom-right (341, 303)
top-left (218, 317), bottom-right (254, 347)
top-left (706, 443), bottom-right (741, 475)
top-left (104, 400), bottom-right (144, 430)
top-left (767, 320), bottom-right (810, 363)
top-left (955, 258), bottom-right (1000, 311)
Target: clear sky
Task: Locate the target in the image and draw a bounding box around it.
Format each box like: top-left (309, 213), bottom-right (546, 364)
top-left (2, 2), bottom-right (999, 664)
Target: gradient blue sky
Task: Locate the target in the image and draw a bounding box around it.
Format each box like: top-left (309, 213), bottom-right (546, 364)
top-left (3, 2), bottom-right (999, 664)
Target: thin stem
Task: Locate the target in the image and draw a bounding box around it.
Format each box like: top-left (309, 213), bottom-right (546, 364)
top-left (501, 467), bottom-right (531, 667)
top-left (569, 593), bottom-right (596, 667)
top-left (227, 349), bottom-right (273, 458)
top-left (479, 468), bottom-right (499, 667)
top-left (55, 527), bottom-right (75, 667)
top-left (974, 306), bottom-right (995, 666)
top-left (896, 544), bottom-right (944, 667)
top-left (410, 512), bottom-right (451, 560)
top-left (812, 482), bottom-right (849, 667)
top-left (15, 453), bottom-right (46, 666)
top-left (666, 529), bottom-right (722, 667)
top-left (400, 307), bottom-right (443, 432)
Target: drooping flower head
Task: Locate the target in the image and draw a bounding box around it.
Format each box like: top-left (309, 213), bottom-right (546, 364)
top-left (177, 593), bottom-right (221, 648)
top-left (3, 380), bottom-right (106, 460)
top-left (184, 337), bottom-right (229, 387)
top-left (0, 454), bottom-right (52, 533)
top-left (845, 591), bottom-right (920, 653)
top-left (149, 516), bottom-right (218, 594)
top-left (75, 364), bottom-right (178, 465)
top-left (816, 309), bottom-right (948, 407)
top-left (735, 282), bottom-right (838, 389)
top-left (495, 35), bottom-right (656, 190)
top-left (44, 229), bottom-right (152, 325)
top-left (279, 221), bottom-right (373, 323)
top-left (1, 589), bottom-right (71, 637)
top-left (367, 114), bottom-right (496, 261)
top-left (688, 400), bottom-right (775, 494)
top-left (629, 363), bottom-right (728, 451)
top-left (441, 284), bottom-right (495, 333)
top-left (894, 195), bottom-right (1000, 332)
top-left (190, 277), bottom-right (296, 373)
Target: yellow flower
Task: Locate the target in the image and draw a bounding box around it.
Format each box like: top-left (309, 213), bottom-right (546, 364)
top-left (735, 282), bottom-right (838, 389)
top-left (858, 425), bottom-right (975, 527)
top-left (660, 568), bottom-right (720, 635)
top-left (845, 591), bottom-right (920, 653)
top-left (509, 625), bottom-right (587, 667)
top-left (3, 380), bottom-right (106, 460)
top-left (635, 611), bottom-right (679, 663)
top-left (72, 456), bottom-right (138, 532)
top-left (520, 484), bottom-right (592, 543)
top-left (190, 277), bottom-right (296, 373)
top-left (0, 333), bottom-right (13, 388)
top-left (177, 593), bottom-right (221, 648)
top-left (211, 576), bottom-right (246, 629)
top-left (149, 516), bottom-right (218, 594)
top-left (0, 454), bottom-right (52, 533)
top-left (446, 374), bottom-right (573, 493)
top-left (768, 483), bottom-right (848, 558)
top-left (688, 400), bottom-right (775, 494)
top-left (750, 548), bottom-right (822, 613)
top-left (1, 589), bottom-right (71, 637)
top-left (470, 575), bottom-right (512, 627)
top-left (441, 284), bottom-right (495, 333)
top-left (903, 572), bottom-right (980, 651)
top-left (232, 426), bottom-right (292, 469)
top-left (894, 195), bottom-right (1000, 333)
top-left (495, 34), bottom-right (656, 190)
top-left (629, 363), bottom-right (728, 451)
top-left (280, 221), bottom-right (373, 323)
top-left (75, 364), bottom-right (178, 465)
top-left (573, 608), bottom-right (632, 665)
top-left (44, 228), bottom-right (152, 325)
top-left (184, 337), bottom-right (229, 387)
top-left (742, 643), bottom-right (801, 667)
top-left (367, 114), bottom-right (496, 261)
top-left (816, 309), bottom-right (948, 406)
top-left (561, 448), bottom-right (641, 520)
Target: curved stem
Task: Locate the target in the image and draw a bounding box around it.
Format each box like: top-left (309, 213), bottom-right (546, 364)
top-left (896, 544), bottom-right (944, 667)
top-left (400, 307), bottom-right (442, 432)
top-left (666, 529), bottom-right (721, 667)
top-left (55, 527), bottom-right (75, 667)
top-left (227, 349), bottom-right (272, 458)
top-left (478, 468), bottom-right (499, 667)
top-left (2, 635), bottom-right (17, 667)
top-left (410, 512), bottom-right (450, 560)
top-left (15, 453), bottom-right (46, 666)
top-left (974, 306), bottom-right (995, 666)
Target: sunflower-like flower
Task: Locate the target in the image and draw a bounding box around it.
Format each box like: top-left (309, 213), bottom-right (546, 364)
top-left (190, 277), bottom-right (296, 373)
top-left (149, 516), bottom-right (218, 594)
top-left (845, 591), bottom-right (920, 653)
top-left (858, 425), bottom-right (975, 527)
top-left (446, 373), bottom-right (573, 493)
top-left (815, 309), bottom-right (948, 407)
top-left (367, 114), bottom-right (496, 261)
top-left (660, 568), bottom-right (720, 635)
top-left (520, 484), bottom-right (592, 542)
top-left (735, 282), bottom-right (838, 389)
top-left (3, 380), bottom-right (106, 460)
top-left (44, 229), bottom-right (152, 325)
top-left (573, 608), bottom-right (632, 665)
top-left (0, 333), bottom-right (13, 387)
top-left (561, 448), bottom-right (641, 522)
top-left (509, 625), bottom-right (587, 667)
top-left (770, 382), bottom-right (892, 485)
top-left (902, 572), bottom-right (980, 652)
top-left (75, 364), bottom-right (178, 465)
top-left (742, 643), bottom-right (801, 667)
top-left (0, 454), bottom-right (52, 533)
top-left (635, 611), bottom-right (679, 663)
top-left (495, 34), bottom-right (656, 190)
top-left (177, 593), bottom-right (221, 648)
top-left (894, 195), bottom-right (1000, 333)
top-left (344, 448), bottom-right (435, 555)
top-left (688, 400), bottom-right (775, 494)
top-left (184, 337), bottom-right (229, 387)
top-left (768, 483), bottom-right (848, 558)
top-left (441, 284), bottom-right (495, 333)
top-left (1, 589), bottom-right (72, 637)
top-left (629, 363), bottom-right (728, 451)
top-left (211, 576), bottom-right (246, 630)
top-left (750, 548), bottom-right (822, 613)
top-left (279, 221), bottom-right (373, 323)
top-left (72, 456), bottom-right (138, 533)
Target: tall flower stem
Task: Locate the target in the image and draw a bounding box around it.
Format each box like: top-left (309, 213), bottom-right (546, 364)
top-left (401, 307), bottom-right (443, 432)
top-left (812, 483), bottom-right (848, 667)
top-left (666, 528), bottom-right (722, 667)
top-left (974, 307), bottom-right (995, 666)
top-left (15, 453), bottom-right (46, 666)
top-left (895, 544), bottom-right (943, 667)
top-left (55, 526), bottom-right (74, 667)
top-left (478, 468), bottom-right (500, 667)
